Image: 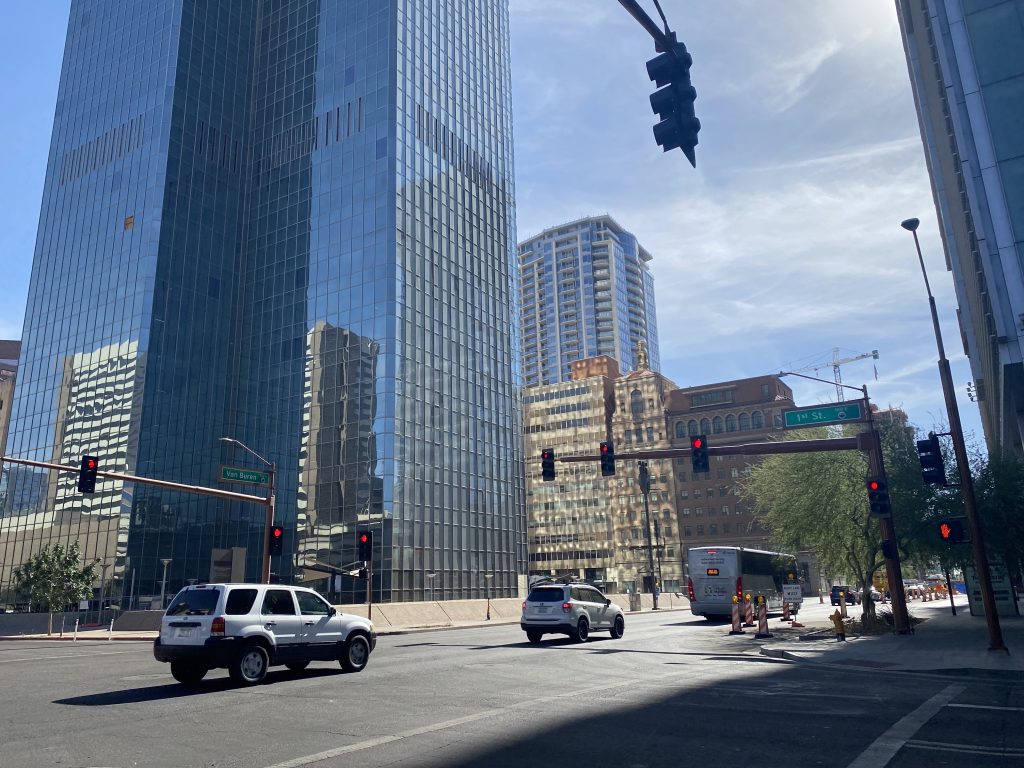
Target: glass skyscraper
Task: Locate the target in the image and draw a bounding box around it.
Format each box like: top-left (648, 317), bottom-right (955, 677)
top-left (0, 0), bottom-right (524, 606)
top-left (897, 0), bottom-right (1024, 456)
top-left (519, 215), bottom-right (660, 387)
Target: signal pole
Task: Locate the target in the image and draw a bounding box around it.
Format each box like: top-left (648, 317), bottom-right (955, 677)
top-left (639, 461), bottom-right (659, 609)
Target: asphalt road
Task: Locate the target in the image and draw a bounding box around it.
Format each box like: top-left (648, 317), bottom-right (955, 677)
top-left (1, 609), bottom-right (1021, 768)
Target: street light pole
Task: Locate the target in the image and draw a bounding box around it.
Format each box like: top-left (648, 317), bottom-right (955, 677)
top-left (901, 217), bottom-right (1006, 651)
top-left (484, 573), bottom-right (493, 620)
top-left (159, 558), bottom-right (172, 609)
top-left (639, 461), bottom-right (659, 610)
top-left (220, 438), bottom-right (276, 585)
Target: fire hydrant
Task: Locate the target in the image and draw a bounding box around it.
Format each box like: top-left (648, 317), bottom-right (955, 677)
top-left (829, 609), bottom-right (846, 642)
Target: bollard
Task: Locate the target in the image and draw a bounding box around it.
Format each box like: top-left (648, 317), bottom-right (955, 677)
top-left (60, 615), bottom-right (66, 638)
top-left (729, 595), bottom-right (744, 635)
top-left (108, 618), bottom-right (114, 641)
top-left (73, 619), bottom-right (79, 643)
top-left (829, 609), bottom-right (846, 641)
top-left (742, 593), bottom-right (755, 627)
top-left (754, 596), bottom-right (773, 639)
top-left (840, 592), bottom-right (848, 619)
top-left (818, 590), bottom-right (823, 604)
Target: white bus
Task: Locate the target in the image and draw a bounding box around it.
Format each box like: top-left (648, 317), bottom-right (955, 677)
top-left (687, 546), bottom-right (799, 619)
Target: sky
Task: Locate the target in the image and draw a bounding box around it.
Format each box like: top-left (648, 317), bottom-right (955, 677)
top-left (0, 1), bottom-right (984, 445)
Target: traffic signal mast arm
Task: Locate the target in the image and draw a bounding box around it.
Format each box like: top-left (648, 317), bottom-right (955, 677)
top-left (0, 454), bottom-right (268, 505)
top-left (556, 435), bottom-right (862, 463)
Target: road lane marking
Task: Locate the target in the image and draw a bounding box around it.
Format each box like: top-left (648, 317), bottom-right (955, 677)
top-left (845, 683), bottom-right (964, 768)
top-left (946, 702), bottom-right (1024, 712)
top-left (0, 651), bottom-right (132, 664)
top-left (264, 671), bottom-right (706, 768)
top-left (905, 739), bottom-right (1024, 758)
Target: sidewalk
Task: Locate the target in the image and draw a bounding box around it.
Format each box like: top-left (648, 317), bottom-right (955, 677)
top-left (760, 596), bottom-right (1024, 680)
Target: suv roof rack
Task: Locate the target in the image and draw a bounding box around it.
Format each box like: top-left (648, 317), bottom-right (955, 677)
top-left (529, 574), bottom-right (596, 588)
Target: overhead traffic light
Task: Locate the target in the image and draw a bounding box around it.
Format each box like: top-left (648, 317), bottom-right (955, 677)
top-left (690, 435), bottom-right (709, 474)
top-left (646, 41), bottom-right (701, 166)
top-left (938, 519), bottom-right (965, 544)
top-left (866, 477), bottom-right (892, 518)
top-left (357, 530), bottom-right (372, 561)
top-left (541, 448), bottom-right (556, 482)
top-left (77, 455), bottom-right (99, 494)
top-left (600, 441), bottom-right (615, 477)
top-left (268, 525), bottom-right (284, 556)
top-left (916, 433), bottom-right (947, 486)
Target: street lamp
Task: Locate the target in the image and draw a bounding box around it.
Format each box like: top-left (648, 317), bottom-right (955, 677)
top-left (220, 437), bottom-right (276, 584)
top-left (900, 217), bottom-right (1006, 651)
top-left (484, 573), bottom-right (494, 620)
top-left (159, 558), bottom-right (172, 609)
top-left (426, 572), bottom-right (437, 603)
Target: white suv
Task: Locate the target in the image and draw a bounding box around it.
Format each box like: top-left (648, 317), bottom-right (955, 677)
top-left (153, 583), bottom-right (376, 686)
top-left (520, 581), bottom-right (625, 643)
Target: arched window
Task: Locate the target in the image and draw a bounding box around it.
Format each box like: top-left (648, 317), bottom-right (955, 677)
top-left (738, 412), bottom-right (750, 431)
top-left (630, 389), bottom-right (644, 416)
top-left (688, 420), bottom-right (699, 436)
top-left (712, 416), bottom-right (724, 434)
top-left (675, 421), bottom-right (687, 438)
top-left (700, 418), bottom-right (711, 435)
top-left (725, 414), bottom-right (737, 432)
top-left (752, 410), bottom-right (764, 429)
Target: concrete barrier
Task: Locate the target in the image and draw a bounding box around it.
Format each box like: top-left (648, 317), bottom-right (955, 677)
top-left (374, 601), bottom-right (452, 628)
top-left (439, 599), bottom-right (491, 622)
top-left (113, 610), bottom-right (163, 631)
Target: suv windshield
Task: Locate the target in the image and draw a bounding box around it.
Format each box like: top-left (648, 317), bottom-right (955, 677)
top-left (527, 587), bottom-right (565, 603)
top-left (166, 589), bottom-right (220, 616)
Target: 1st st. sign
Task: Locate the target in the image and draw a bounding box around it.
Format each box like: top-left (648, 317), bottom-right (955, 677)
top-left (783, 401), bottom-right (865, 429)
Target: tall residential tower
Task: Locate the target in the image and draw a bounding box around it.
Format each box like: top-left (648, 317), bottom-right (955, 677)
top-left (0, 0), bottom-right (523, 605)
top-left (519, 216), bottom-right (660, 387)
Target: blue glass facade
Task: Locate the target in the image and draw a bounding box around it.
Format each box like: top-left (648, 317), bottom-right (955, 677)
top-left (519, 215), bottom-right (660, 387)
top-left (1, 0), bottom-right (523, 605)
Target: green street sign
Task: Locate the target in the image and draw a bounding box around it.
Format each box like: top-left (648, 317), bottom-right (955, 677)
top-left (783, 402), bottom-right (864, 429)
top-left (219, 465), bottom-right (270, 485)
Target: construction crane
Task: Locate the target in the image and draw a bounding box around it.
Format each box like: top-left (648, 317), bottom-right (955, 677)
top-left (787, 348), bottom-right (880, 401)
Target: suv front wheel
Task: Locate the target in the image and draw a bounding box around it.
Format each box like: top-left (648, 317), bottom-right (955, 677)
top-left (230, 644), bottom-right (269, 685)
top-left (340, 634), bottom-right (370, 673)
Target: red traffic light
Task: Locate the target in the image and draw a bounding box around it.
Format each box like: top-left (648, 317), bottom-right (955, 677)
top-left (359, 533), bottom-right (369, 544)
top-left (601, 443), bottom-right (609, 454)
top-left (868, 479), bottom-right (881, 491)
top-left (86, 459), bottom-right (96, 469)
top-left (692, 437), bottom-right (702, 449)
top-left (271, 526), bottom-right (284, 539)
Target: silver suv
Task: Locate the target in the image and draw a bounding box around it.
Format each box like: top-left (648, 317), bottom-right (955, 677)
top-left (153, 583), bottom-right (376, 686)
top-left (520, 580), bottom-right (625, 643)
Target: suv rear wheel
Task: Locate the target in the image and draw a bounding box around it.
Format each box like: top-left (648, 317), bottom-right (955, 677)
top-left (170, 661), bottom-right (207, 686)
top-left (526, 629), bottom-right (543, 644)
top-left (340, 634), bottom-right (370, 673)
top-left (572, 617), bottom-right (589, 643)
top-left (230, 644), bottom-right (269, 685)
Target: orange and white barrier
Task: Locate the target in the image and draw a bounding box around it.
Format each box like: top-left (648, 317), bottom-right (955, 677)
top-left (781, 601), bottom-right (791, 622)
top-left (743, 594), bottom-right (755, 627)
top-left (754, 597), bottom-right (772, 639)
top-left (729, 596), bottom-right (744, 635)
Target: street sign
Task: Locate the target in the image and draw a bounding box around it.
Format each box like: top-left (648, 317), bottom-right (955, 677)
top-left (219, 465), bottom-right (270, 485)
top-left (783, 401), bottom-right (864, 429)
top-left (783, 584), bottom-right (803, 605)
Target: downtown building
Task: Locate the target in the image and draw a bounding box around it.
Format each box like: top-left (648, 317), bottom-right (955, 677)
top-left (0, 0), bottom-right (523, 606)
top-left (519, 216), bottom-right (660, 387)
top-left (523, 353), bottom-right (818, 595)
top-left (897, 1), bottom-right (1024, 456)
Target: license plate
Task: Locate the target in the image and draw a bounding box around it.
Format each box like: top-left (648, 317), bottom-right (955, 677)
top-left (537, 606), bottom-right (549, 614)
top-left (174, 628), bottom-right (195, 639)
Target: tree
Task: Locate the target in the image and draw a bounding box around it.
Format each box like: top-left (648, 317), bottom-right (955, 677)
top-left (738, 418), bottom-right (932, 624)
top-left (12, 543), bottom-right (98, 635)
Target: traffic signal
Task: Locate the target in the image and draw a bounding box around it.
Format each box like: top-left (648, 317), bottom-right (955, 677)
top-left (646, 41), bottom-right (701, 166)
top-left (938, 519), bottom-right (965, 543)
top-left (690, 435), bottom-right (709, 474)
top-left (541, 447), bottom-right (556, 482)
top-left (77, 455), bottom-right (99, 494)
top-left (866, 477), bottom-right (892, 517)
top-left (916, 433), bottom-right (947, 486)
top-left (268, 525), bottom-right (284, 556)
top-left (357, 530), bottom-right (372, 561)
top-left (600, 441), bottom-right (615, 476)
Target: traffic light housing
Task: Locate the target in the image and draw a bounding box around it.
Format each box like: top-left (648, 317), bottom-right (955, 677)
top-left (938, 519), bottom-right (965, 543)
top-left (866, 477), bottom-right (892, 517)
top-left (646, 41), bottom-right (700, 166)
top-left (77, 455), bottom-right (99, 494)
top-left (916, 433), bottom-right (947, 486)
top-left (541, 448), bottom-right (555, 482)
top-left (600, 441), bottom-right (615, 477)
top-left (690, 435), bottom-right (709, 474)
top-left (268, 525), bottom-right (284, 556)
top-left (357, 530), bottom-right (372, 561)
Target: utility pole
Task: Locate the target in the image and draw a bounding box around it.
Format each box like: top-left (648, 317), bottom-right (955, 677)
top-left (639, 461), bottom-right (659, 609)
